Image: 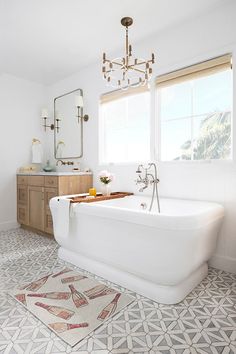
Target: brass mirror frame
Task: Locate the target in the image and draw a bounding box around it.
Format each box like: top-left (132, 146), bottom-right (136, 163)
top-left (54, 88), bottom-right (84, 159)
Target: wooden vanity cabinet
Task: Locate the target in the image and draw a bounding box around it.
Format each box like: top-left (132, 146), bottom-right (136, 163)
top-left (17, 174), bottom-right (92, 236)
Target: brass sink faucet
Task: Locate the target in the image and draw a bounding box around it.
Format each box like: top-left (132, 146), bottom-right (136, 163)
top-left (56, 160), bottom-right (74, 166)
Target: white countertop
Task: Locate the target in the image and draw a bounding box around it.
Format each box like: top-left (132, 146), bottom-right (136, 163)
top-left (17, 171), bottom-right (92, 176)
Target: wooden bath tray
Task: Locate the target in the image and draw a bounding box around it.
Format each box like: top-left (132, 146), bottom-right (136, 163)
top-left (69, 192), bottom-right (133, 204)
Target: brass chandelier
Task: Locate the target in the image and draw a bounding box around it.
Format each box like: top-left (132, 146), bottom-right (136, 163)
top-left (102, 17), bottom-right (155, 89)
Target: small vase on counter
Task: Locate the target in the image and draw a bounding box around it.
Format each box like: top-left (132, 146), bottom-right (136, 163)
top-left (98, 170), bottom-right (114, 197)
top-left (101, 183), bottom-right (111, 196)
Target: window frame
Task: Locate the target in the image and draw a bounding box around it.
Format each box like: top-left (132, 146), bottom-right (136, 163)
top-left (155, 54), bottom-right (233, 163)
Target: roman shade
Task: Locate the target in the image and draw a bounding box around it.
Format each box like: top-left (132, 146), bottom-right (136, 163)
top-left (156, 54), bottom-right (232, 88)
top-left (100, 85), bottom-right (149, 104)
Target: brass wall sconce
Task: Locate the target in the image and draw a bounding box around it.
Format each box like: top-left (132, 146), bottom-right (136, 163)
top-left (41, 109), bottom-right (60, 133)
top-left (75, 95), bottom-right (89, 123)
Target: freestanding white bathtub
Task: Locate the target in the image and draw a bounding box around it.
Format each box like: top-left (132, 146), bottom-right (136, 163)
top-left (50, 195), bottom-right (224, 304)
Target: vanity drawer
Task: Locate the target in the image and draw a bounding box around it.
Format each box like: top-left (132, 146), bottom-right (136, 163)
top-left (17, 205), bottom-right (29, 225)
top-left (45, 176), bottom-right (58, 188)
top-left (44, 187), bottom-right (58, 210)
top-left (17, 185), bottom-right (28, 205)
top-left (28, 176), bottom-right (45, 186)
top-left (17, 176), bottom-right (28, 185)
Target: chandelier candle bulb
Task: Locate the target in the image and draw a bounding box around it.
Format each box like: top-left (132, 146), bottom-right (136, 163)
top-left (129, 44), bottom-right (132, 56)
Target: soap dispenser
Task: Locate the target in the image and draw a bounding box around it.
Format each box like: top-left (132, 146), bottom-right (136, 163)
top-left (43, 160), bottom-right (54, 172)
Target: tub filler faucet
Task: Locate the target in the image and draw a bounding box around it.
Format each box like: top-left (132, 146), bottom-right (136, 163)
top-left (135, 163), bottom-right (160, 213)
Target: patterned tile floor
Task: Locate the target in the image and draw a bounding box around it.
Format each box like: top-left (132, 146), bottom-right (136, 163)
top-left (0, 228), bottom-right (235, 354)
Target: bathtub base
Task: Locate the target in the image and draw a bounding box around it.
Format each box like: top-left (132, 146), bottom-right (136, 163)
top-left (58, 247), bottom-right (208, 304)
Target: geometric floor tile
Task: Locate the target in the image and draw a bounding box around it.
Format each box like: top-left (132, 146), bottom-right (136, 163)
top-left (0, 227), bottom-right (236, 354)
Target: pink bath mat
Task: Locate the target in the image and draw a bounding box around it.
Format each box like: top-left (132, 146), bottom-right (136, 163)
top-left (10, 268), bottom-right (134, 346)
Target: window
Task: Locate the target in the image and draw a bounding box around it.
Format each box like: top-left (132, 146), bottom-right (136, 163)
top-left (99, 87), bottom-right (150, 164)
top-left (157, 54), bottom-right (232, 161)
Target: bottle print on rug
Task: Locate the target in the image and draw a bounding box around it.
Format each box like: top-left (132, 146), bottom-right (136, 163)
top-left (20, 274), bottom-right (52, 291)
top-left (35, 302), bottom-right (74, 320)
top-left (69, 284), bottom-right (89, 308)
top-left (15, 293), bottom-right (27, 305)
top-left (84, 284), bottom-right (117, 299)
top-left (61, 275), bottom-right (87, 284)
top-left (49, 322), bottom-right (89, 333)
top-left (52, 268), bottom-right (71, 278)
top-left (28, 292), bottom-right (71, 300)
top-left (97, 293), bottom-right (121, 321)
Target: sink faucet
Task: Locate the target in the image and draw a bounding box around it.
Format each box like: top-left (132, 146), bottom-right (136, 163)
top-left (135, 163), bottom-right (160, 213)
top-left (56, 160), bottom-right (74, 166)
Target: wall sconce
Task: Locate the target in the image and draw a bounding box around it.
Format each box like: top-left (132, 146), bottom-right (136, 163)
top-left (41, 109), bottom-right (54, 131)
top-left (75, 95), bottom-right (89, 123)
top-left (41, 109), bottom-right (60, 133)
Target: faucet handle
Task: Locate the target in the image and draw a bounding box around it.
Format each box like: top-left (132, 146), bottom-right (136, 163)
top-left (135, 175), bottom-right (143, 184)
top-left (136, 164), bottom-right (143, 174)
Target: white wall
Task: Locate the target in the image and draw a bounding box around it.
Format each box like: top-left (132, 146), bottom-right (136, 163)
top-left (46, 1), bottom-right (236, 273)
top-left (0, 74), bottom-right (46, 230)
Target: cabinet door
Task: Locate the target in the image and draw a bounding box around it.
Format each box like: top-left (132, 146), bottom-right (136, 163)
top-left (44, 187), bottom-right (58, 234)
top-left (28, 186), bottom-right (44, 231)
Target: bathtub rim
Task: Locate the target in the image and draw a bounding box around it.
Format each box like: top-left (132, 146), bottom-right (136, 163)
top-left (50, 194), bottom-right (224, 231)
top-left (71, 199), bottom-right (224, 231)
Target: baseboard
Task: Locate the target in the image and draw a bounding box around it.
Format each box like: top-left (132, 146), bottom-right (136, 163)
top-left (0, 221), bottom-right (19, 232)
top-left (209, 254), bottom-right (236, 274)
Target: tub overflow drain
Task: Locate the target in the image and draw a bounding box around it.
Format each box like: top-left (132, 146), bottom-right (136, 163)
top-left (140, 202), bottom-right (147, 210)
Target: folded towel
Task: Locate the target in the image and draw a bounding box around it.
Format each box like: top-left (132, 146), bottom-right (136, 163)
top-left (32, 141), bottom-right (43, 164)
top-left (50, 198), bottom-right (70, 240)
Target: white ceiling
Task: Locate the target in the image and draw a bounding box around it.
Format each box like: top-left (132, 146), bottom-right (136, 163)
top-left (0, 0), bottom-right (228, 85)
